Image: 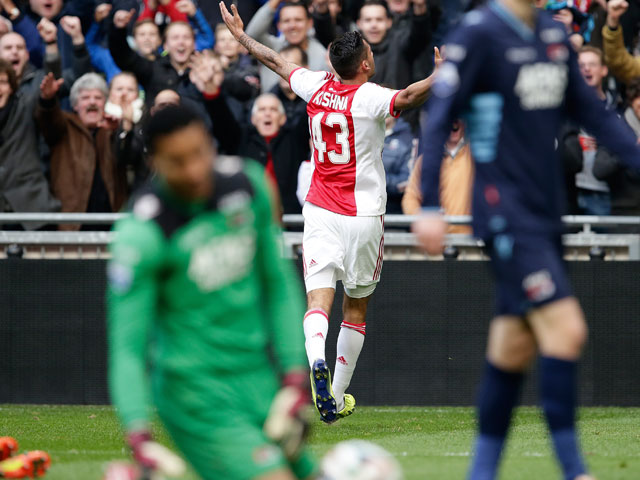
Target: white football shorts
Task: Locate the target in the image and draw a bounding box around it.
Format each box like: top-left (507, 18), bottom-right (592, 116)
top-left (302, 202), bottom-right (384, 298)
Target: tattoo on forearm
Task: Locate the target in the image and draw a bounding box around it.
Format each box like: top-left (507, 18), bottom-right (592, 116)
top-left (238, 33), bottom-right (281, 72)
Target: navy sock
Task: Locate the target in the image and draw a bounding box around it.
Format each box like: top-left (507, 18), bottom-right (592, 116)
top-left (539, 356), bottom-right (587, 480)
top-left (468, 361), bottom-right (524, 480)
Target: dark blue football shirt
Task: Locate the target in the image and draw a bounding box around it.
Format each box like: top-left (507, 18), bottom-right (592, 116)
top-left (419, 1), bottom-right (640, 239)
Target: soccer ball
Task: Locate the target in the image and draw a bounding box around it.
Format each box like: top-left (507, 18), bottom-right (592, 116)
top-left (319, 440), bottom-right (403, 480)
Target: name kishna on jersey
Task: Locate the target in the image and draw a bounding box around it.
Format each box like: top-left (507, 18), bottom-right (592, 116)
top-left (514, 62), bottom-right (568, 110)
top-left (312, 90), bottom-right (348, 111)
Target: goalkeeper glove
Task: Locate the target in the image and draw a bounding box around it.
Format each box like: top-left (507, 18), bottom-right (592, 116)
top-left (263, 370), bottom-right (311, 459)
top-left (126, 431), bottom-right (186, 479)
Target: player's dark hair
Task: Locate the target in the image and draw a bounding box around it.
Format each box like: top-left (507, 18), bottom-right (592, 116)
top-left (280, 44), bottom-right (308, 67)
top-left (329, 31), bottom-right (368, 80)
top-left (144, 105), bottom-right (206, 154)
top-left (359, 0), bottom-right (390, 19)
top-left (280, 1), bottom-right (310, 19)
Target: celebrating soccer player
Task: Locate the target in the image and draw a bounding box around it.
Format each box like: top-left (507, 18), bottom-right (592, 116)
top-left (107, 105), bottom-right (316, 480)
top-left (413, 1), bottom-right (640, 480)
top-left (220, 1), bottom-right (440, 424)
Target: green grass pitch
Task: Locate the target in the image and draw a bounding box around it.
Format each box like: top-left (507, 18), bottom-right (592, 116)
top-left (1, 405), bottom-right (639, 479)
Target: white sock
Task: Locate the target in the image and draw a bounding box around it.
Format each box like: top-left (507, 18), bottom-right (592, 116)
top-left (332, 321), bottom-right (365, 410)
top-left (303, 309), bottom-right (329, 368)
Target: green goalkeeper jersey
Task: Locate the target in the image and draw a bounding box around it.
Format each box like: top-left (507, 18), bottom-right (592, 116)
top-left (107, 157), bottom-right (306, 430)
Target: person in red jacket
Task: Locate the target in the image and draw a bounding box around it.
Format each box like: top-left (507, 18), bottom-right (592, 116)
top-left (138, 0), bottom-right (188, 23)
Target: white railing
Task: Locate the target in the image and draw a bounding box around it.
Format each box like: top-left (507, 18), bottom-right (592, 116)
top-left (0, 214), bottom-right (638, 260)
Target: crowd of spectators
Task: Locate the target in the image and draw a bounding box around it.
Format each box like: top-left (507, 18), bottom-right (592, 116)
top-left (1, 0), bottom-right (640, 231)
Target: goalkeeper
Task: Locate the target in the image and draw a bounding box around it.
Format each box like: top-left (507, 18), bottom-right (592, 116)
top-left (107, 104), bottom-right (317, 480)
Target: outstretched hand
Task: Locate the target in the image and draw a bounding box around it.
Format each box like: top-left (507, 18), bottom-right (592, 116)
top-left (433, 46), bottom-right (443, 71)
top-left (60, 16), bottom-right (84, 45)
top-left (113, 9), bottom-right (136, 29)
top-left (40, 72), bottom-right (64, 100)
top-left (37, 17), bottom-right (57, 45)
top-left (219, 2), bottom-right (244, 39)
top-left (607, 0), bottom-right (629, 28)
top-left (190, 51), bottom-right (224, 96)
top-left (94, 3), bottom-right (112, 23)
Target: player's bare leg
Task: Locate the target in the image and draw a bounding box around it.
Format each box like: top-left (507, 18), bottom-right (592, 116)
top-left (331, 293), bottom-right (371, 416)
top-left (468, 316), bottom-right (536, 479)
top-left (487, 316), bottom-right (537, 371)
top-left (305, 287), bottom-right (338, 422)
top-left (527, 297), bottom-right (590, 480)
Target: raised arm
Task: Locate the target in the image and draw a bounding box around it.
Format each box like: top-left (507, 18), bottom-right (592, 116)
top-left (393, 47), bottom-right (442, 111)
top-left (219, 2), bottom-right (299, 82)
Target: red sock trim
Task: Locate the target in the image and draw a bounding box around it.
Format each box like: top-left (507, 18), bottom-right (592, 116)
top-left (341, 320), bottom-right (366, 336)
top-left (304, 309), bottom-right (329, 321)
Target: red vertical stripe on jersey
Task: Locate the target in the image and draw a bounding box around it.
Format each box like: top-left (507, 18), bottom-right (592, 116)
top-left (306, 81), bottom-right (361, 216)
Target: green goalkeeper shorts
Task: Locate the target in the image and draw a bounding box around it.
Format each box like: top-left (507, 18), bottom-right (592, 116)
top-left (154, 366), bottom-right (316, 480)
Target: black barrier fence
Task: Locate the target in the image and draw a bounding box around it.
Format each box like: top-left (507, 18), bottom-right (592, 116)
top-left (1, 260), bottom-right (639, 406)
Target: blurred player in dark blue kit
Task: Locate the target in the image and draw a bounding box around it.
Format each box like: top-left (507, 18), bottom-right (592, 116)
top-left (412, 1), bottom-right (640, 480)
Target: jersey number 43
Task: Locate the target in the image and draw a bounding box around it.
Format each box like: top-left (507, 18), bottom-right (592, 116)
top-left (311, 112), bottom-right (351, 164)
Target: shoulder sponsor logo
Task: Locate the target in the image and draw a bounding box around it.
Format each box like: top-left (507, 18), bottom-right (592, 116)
top-left (133, 194), bottom-right (161, 220)
top-left (505, 47), bottom-right (537, 64)
top-left (433, 62), bottom-right (460, 99)
top-left (514, 62), bottom-right (568, 110)
top-left (540, 28), bottom-right (565, 44)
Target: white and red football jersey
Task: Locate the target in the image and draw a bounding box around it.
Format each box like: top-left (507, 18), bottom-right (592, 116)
top-left (289, 67), bottom-right (401, 216)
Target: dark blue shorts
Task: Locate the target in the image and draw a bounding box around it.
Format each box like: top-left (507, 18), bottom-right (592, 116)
top-left (485, 232), bottom-right (572, 316)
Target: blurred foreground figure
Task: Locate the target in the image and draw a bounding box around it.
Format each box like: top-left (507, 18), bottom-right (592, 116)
top-left (107, 105), bottom-right (316, 480)
top-left (412, 1), bottom-right (640, 479)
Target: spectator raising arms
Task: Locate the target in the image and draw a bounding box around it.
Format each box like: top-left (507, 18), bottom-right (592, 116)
top-left (0, 59), bottom-right (60, 229)
top-left (602, 0), bottom-right (640, 85)
top-left (108, 9), bottom-right (210, 125)
top-left (36, 73), bottom-right (127, 226)
top-left (355, 0), bottom-right (434, 90)
top-left (246, 0), bottom-right (330, 92)
top-left (0, 19), bottom-right (91, 102)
